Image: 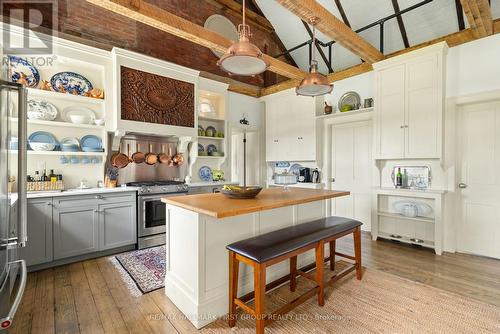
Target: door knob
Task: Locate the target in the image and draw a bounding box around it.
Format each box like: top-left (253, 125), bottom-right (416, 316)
top-left (458, 183), bottom-right (467, 189)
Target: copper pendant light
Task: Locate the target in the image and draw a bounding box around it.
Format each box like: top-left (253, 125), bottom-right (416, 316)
top-left (296, 18), bottom-right (333, 97)
top-left (217, 0), bottom-right (269, 76)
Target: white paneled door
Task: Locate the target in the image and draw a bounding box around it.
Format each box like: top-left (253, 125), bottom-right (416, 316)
top-left (457, 101), bottom-right (500, 259)
top-left (330, 121), bottom-right (372, 231)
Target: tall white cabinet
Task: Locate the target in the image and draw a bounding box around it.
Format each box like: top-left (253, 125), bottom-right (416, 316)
top-left (374, 42), bottom-right (448, 160)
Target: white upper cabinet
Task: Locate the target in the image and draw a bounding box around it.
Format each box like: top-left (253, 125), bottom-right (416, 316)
top-left (374, 42), bottom-right (448, 160)
top-left (264, 92), bottom-right (321, 162)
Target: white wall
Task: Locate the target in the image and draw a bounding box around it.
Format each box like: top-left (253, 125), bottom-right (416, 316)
top-left (227, 92), bottom-right (264, 127)
top-left (447, 34), bottom-right (500, 97)
top-left (324, 71), bottom-right (375, 110)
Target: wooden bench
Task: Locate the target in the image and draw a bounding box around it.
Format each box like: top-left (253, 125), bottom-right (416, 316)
top-left (226, 216), bottom-right (363, 334)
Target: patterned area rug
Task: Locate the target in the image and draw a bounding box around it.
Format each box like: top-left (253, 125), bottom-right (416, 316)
top-left (112, 246), bottom-right (166, 294)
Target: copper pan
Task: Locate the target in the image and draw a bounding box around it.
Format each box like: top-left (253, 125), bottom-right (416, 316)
top-left (145, 143), bottom-right (158, 165)
top-left (158, 144), bottom-right (172, 164)
top-left (111, 145), bottom-right (129, 169)
top-left (131, 143), bottom-right (145, 164)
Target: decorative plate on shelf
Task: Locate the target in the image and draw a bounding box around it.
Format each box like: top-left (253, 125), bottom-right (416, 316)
top-left (60, 137), bottom-right (80, 152)
top-left (207, 144), bottom-right (217, 154)
top-left (289, 163), bottom-right (303, 176)
top-left (50, 72), bottom-right (93, 95)
top-left (28, 131), bottom-right (58, 151)
top-left (393, 201), bottom-right (432, 217)
top-left (80, 135), bottom-right (103, 152)
top-left (205, 126), bottom-right (217, 137)
top-left (198, 166), bottom-right (213, 182)
top-left (338, 91), bottom-right (361, 111)
top-left (27, 100), bottom-right (58, 121)
top-left (198, 143), bottom-right (204, 152)
top-left (8, 56), bottom-right (40, 88)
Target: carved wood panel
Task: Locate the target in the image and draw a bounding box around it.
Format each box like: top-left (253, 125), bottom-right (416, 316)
top-left (120, 66), bottom-right (195, 127)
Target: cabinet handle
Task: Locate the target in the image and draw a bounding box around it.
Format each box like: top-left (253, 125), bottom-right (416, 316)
top-left (47, 203), bottom-right (51, 206)
top-left (95, 195), bottom-right (103, 199)
top-left (400, 125), bottom-right (405, 129)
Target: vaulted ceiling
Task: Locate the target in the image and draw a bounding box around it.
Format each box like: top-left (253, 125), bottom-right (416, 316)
top-left (257, 0), bottom-right (500, 74)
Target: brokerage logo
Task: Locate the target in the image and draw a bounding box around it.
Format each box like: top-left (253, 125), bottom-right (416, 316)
top-left (1, 0), bottom-right (57, 55)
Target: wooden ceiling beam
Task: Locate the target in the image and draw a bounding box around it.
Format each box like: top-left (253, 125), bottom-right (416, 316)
top-left (275, 0), bottom-right (384, 63)
top-left (86, 0), bottom-right (307, 81)
top-left (209, 0), bottom-right (274, 32)
top-left (460, 0), bottom-right (493, 38)
top-left (261, 18), bottom-right (500, 97)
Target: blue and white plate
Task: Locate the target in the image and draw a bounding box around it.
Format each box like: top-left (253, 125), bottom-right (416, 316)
top-left (8, 56), bottom-right (40, 88)
top-left (27, 100), bottom-right (58, 121)
top-left (60, 137), bottom-right (80, 152)
top-left (198, 166), bottom-right (213, 182)
top-left (198, 143), bottom-right (204, 152)
top-left (207, 144), bottom-right (217, 154)
top-left (50, 72), bottom-right (93, 95)
top-left (28, 131), bottom-right (59, 151)
top-left (80, 135), bottom-right (102, 152)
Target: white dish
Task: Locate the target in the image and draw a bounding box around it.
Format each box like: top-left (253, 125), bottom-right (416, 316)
top-left (29, 142), bottom-right (56, 151)
top-left (27, 100), bottom-right (58, 121)
top-left (393, 200), bottom-right (432, 217)
top-left (63, 106), bottom-right (95, 124)
top-left (94, 119), bottom-right (105, 126)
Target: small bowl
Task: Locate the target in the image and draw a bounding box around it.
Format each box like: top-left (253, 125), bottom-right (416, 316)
top-left (29, 142), bottom-right (56, 151)
top-left (94, 119), bottom-right (105, 126)
top-left (60, 156), bottom-right (69, 164)
top-left (69, 114), bottom-right (91, 124)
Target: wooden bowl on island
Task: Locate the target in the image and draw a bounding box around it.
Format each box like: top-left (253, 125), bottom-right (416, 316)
top-left (221, 185), bottom-right (263, 199)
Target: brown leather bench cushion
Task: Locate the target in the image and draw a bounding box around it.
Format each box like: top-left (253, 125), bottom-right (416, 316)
top-left (226, 216), bottom-right (362, 264)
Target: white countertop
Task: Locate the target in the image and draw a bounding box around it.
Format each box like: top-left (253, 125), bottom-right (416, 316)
top-left (267, 181), bottom-right (325, 189)
top-left (187, 181), bottom-right (238, 187)
top-left (27, 186), bottom-right (139, 199)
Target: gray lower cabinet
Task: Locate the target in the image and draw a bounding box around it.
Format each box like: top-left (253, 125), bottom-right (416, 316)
top-left (20, 198), bottom-right (53, 266)
top-left (53, 204), bottom-right (99, 260)
top-left (23, 191), bottom-right (137, 267)
top-left (99, 202), bottom-right (137, 250)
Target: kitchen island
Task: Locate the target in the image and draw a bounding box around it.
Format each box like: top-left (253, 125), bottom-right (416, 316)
top-left (162, 188), bottom-right (349, 328)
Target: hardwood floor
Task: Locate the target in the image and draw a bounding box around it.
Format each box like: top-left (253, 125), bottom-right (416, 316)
top-left (9, 232), bottom-right (500, 333)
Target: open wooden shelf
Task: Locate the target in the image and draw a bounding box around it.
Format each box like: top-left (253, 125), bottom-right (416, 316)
top-left (10, 150), bottom-right (106, 156)
top-left (27, 88), bottom-right (105, 106)
top-left (11, 118), bottom-right (105, 130)
top-left (198, 136), bottom-right (224, 140)
top-left (316, 107), bottom-right (373, 119)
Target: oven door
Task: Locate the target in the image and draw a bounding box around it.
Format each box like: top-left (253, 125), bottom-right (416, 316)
top-left (138, 193), bottom-right (186, 237)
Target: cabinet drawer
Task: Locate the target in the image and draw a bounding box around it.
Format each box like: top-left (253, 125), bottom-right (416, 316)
top-left (53, 192), bottom-right (137, 208)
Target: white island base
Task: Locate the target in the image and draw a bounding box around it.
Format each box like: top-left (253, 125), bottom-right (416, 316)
top-left (164, 200), bottom-right (327, 329)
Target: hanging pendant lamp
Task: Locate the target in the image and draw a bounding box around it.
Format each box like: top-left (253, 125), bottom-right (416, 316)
top-left (217, 0), bottom-right (269, 76)
top-left (296, 18), bottom-right (333, 97)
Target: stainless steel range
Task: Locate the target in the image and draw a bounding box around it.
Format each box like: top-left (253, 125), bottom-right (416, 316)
top-left (128, 181), bottom-right (188, 249)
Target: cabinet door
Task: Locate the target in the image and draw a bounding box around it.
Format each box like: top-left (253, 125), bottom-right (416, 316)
top-left (53, 205), bottom-right (98, 259)
top-left (99, 202), bottom-right (137, 250)
top-left (19, 198), bottom-right (53, 266)
top-left (375, 64), bottom-right (406, 159)
top-left (405, 54), bottom-right (440, 158)
top-left (265, 99), bottom-right (281, 161)
top-left (292, 96), bottom-right (316, 161)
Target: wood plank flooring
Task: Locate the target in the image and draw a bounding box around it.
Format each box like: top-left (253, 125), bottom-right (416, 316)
top-left (9, 233), bottom-right (500, 333)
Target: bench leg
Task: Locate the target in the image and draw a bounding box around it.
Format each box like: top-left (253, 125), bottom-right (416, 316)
top-left (329, 240), bottom-right (336, 271)
top-left (228, 251), bottom-right (239, 327)
top-left (315, 240), bottom-right (325, 306)
top-left (254, 263), bottom-right (266, 334)
top-left (289, 256), bottom-right (297, 292)
top-left (353, 227), bottom-right (363, 280)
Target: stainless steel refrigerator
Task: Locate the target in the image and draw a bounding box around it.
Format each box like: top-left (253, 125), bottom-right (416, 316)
top-left (0, 76), bottom-right (28, 330)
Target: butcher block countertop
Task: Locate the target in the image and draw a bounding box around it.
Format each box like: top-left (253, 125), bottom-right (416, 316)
top-left (162, 188), bottom-right (350, 218)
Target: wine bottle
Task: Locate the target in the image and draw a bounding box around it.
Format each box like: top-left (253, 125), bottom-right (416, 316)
top-left (396, 168), bottom-right (402, 188)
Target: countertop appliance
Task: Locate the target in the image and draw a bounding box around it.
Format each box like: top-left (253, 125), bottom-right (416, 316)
top-left (299, 167), bottom-right (312, 183)
top-left (129, 180), bottom-right (188, 249)
top-left (0, 79), bottom-right (28, 331)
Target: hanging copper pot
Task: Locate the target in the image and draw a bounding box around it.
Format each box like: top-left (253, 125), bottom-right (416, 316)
top-left (145, 143), bottom-right (158, 165)
top-left (111, 145), bottom-right (129, 169)
top-left (131, 143), bottom-right (145, 164)
top-left (172, 152), bottom-right (184, 166)
top-left (158, 144), bottom-right (172, 164)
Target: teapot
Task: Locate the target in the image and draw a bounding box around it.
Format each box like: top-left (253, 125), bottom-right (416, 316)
top-left (324, 102), bottom-right (333, 114)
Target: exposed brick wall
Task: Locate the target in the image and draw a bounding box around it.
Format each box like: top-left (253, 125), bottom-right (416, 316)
top-left (6, 0), bottom-right (290, 87)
